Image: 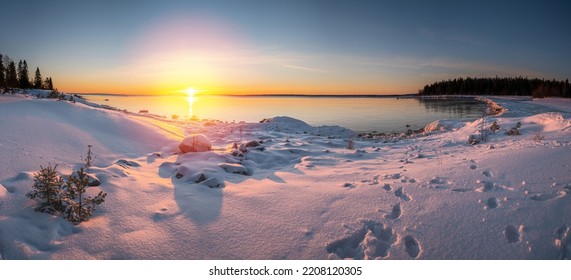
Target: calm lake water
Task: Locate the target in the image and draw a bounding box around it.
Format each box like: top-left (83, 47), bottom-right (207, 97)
top-left (82, 94), bottom-right (486, 133)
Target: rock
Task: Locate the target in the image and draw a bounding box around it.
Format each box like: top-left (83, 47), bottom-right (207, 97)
top-left (245, 140), bottom-right (260, 148)
top-left (219, 163), bottom-right (248, 175)
top-left (115, 159), bottom-right (141, 168)
top-left (179, 134), bottom-right (212, 153)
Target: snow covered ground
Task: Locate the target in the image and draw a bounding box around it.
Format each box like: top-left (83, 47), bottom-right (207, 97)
top-left (0, 92), bottom-right (570, 259)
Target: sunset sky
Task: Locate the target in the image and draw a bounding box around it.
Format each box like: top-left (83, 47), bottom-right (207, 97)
top-left (1, 0), bottom-right (570, 95)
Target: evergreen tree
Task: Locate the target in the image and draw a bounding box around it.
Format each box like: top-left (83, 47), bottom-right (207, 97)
top-left (63, 168), bottom-right (107, 224)
top-left (419, 76), bottom-right (570, 98)
top-left (26, 165), bottom-right (65, 214)
top-left (33, 67), bottom-right (42, 89)
top-left (0, 54), bottom-right (5, 89)
top-left (44, 77), bottom-right (54, 90)
top-left (6, 60), bottom-right (18, 88)
top-left (18, 60), bottom-right (31, 88)
top-left (17, 60), bottom-right (23, 87)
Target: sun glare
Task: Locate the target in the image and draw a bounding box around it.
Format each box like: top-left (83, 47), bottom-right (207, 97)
top-left (185, 87), bottom-right (197, 97)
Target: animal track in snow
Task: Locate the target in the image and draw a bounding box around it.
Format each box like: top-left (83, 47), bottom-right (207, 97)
top-left (326, 220), bottom-right (396, 260)
top-left (403, 235), bottom-right (421, 258)
top-left (382, 183), bottom-right (392, 192)
top-left (343, 183), bottom-right (356, 189)
top-left (476, 180), bottom-right (496, 192)
top-left (504, 225), bottom-right (522, 243)
top-left (384, 203), bottom-right (401, 220)
top-left (394, 187), bottom-right (411, 201)
top-left (484, 197), bottom-right (499, 209)
top-left (383, 173), bottom-right (402, 180)
top-left (429, 176), bottom-right (447, 185)
top-left (482, 170), bottom-right (493, 177)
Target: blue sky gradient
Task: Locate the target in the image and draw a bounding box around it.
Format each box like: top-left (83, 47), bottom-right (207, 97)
top-left (1, 0), bottom-right (569, 94)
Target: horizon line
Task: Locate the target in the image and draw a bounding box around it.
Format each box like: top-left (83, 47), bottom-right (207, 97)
top-left (73, 92), bottom-right (419, 98)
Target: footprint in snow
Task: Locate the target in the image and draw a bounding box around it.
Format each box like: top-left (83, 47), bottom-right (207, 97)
top-left (384, 203), bottom-right (401, 220)
top-left (482, 170), bottom-right (493, 177)
top-left (326, 220), bottom-right (396, 260)
top-left (394, 187), bottom-right (412, 201)
top-left (382, 183), bottom-right (392, 192)
top-left (504, 225), bottom-right (522, 243)
top-left (476, 180), bottom-right (495, 192)
top-left (343, 183), bottom-right (356, 189)
top-left (484, 197), bottom-right (499, 209)
top-left (403, 235), bottom-right (421, 258)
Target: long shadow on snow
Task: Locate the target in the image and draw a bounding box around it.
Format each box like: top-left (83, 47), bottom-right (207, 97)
top-left (159, 148), bottom-right (306, 225)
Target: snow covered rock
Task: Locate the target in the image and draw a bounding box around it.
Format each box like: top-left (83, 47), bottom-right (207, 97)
top-left (424, 119), bottom-right (465, 133)
top-left (179, 134), bottom-right (212, 153)
top-left (219, 163), bottom-right (248, 175)
top-left (260, 116), bottom-right (356, 138)
top-left (261, 116), bottom-right (314, 133)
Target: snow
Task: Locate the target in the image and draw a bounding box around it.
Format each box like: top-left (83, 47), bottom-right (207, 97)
top-left (0, 92), bottom-right (570, 259)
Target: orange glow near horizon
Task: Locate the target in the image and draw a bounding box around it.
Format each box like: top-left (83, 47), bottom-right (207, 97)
top-left (51, 14), bottom-right (422, 96)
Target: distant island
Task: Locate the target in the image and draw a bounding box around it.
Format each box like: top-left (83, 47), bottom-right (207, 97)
top-left (419, 77), bottom-right (570, 98)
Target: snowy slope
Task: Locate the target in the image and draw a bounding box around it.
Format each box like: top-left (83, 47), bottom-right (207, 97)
top-left (0, 93), bottom-right (570, 259)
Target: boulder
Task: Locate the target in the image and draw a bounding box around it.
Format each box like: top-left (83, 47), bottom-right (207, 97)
top-left (179, 134), bottom-right (212, 153)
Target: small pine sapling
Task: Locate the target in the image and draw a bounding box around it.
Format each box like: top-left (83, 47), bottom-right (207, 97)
top-left (347, 138), bottom-right (355, 150)
top-left (26, 164), bottom-right (65, 213)
top-left (81, 145), bottom-right (96, 171)
top-left (533, 131), bottom-right (545, 142)
top-left (63, 168), bottom-right (107, 225)
top-left (506, 122), bottom-right (522, 136)
top-left (490, 120), bottom-right (500, 134)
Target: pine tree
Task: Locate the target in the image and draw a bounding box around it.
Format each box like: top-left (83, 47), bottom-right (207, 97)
top-left (18, 60), bottom-right (31, 88)
top-left (63, 168), bottom-right (107, 224)
top-left (0, 54), bottom-right (5, 90)
top-left (17, 60), bottom-right (23, 88)
top-left (33, 67), bottom-right (42, 89)
top-left (26, 164), bottom-right (65, 214)
top-left (48, 77), bottom-right (53, 90)
top-left (6, 60), bottom-right (18, 88)
top-left (44, 77), bottom-right (54, 90)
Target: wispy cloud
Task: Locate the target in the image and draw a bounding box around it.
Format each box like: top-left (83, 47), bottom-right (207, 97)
top-left (279, 64), bottom-right (329, 73)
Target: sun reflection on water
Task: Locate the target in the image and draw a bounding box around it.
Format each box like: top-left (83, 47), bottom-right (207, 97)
top-left (185, 87), bottom-right (197, 117)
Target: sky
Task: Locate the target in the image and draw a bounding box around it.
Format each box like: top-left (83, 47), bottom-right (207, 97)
top-left (1, 0), bottom-right (570, 95)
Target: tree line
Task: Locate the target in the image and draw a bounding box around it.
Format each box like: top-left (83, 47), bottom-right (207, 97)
top-left (418, 76), bottom-right (570, 98)
top-left (0, 52), bottom-right (54, 93)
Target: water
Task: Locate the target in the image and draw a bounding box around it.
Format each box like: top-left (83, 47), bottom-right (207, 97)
top-left (82, 94), bottom-right (486, 133)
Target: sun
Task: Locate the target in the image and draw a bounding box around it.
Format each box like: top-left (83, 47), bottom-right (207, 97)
top-left (184, 87), bottom-right (198, 97)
